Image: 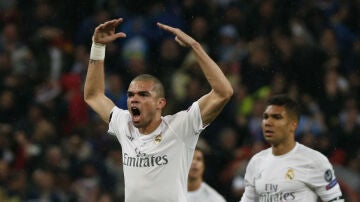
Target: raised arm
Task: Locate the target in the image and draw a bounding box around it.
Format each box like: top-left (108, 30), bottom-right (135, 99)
top-left (84, 18), bottom-right (126, 123)
top-left (157, 23), bottom-right (233, 126)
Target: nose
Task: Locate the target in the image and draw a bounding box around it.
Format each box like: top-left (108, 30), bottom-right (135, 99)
top-left (129, 94), bottom-right (140, 103)
top-left (263, 118), bottom-right (272, 126)
top-left (191, 158), bottom-right (197, 165)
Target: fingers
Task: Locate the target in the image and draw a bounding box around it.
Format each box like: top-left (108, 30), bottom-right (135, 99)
top-left (157, 22), bottom-right (182, 41)
top-left (156, 22), bottom-right (166, 29)
top-left (157, 23), bottom-right (181, 45)
top-left (97, 18), bottom-right (123, 30)
top-left (157, 22), bottom-right (177, 34)
top-left (157, 22), bottom-right (195, 47)
top-left (106, 18), bottom-right (123, 27)
top-left (175, 36), bottom-right (187, 47)
top-left (93, 18), bottom-right (126, 44)
top-left (113, 32), bottom-right (127, 40)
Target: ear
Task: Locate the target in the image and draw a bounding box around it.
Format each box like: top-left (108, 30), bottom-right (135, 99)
top-left (289, 120), bottom-right (298, 133)
top-left (157, 98), bottom-right (166, 109)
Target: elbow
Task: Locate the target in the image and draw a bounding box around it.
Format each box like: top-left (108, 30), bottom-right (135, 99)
top-left (84, 94), bottom-right (92, 105)
top-left (227, 87), bottom-right (234, 98)
top-left (215, 86), bottom-right (233, 104)
top-left (218, 79), bottom-right (234, 102)
top-left (84, 91), bottom-right (96, 105)
top-left (223, 86), bottom-right (234, 102)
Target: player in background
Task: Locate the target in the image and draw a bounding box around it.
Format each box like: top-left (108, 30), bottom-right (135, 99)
top-left (240, 94), bottom-right (344, 202)
top-left (187, 146), bottom-right (226, 202)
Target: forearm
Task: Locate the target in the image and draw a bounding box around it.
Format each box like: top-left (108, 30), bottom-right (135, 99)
top-left (84, 60), bottom-right (106, 100)
top-left (155, 22), bottom-right (232, 97)
top-left (83, 18), bottom-right (125, 123)
top-left (191, 42), bottom-right (233, 125)
top-left (84, 59), bottom-right (115, 123)
top-left (191, 42), bottom-right (233, 98)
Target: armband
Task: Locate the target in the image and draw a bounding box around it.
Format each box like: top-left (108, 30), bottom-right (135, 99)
top-left (90, 42), bottom-right (106, 60)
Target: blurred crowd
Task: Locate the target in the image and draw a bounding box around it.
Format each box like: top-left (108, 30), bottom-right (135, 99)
top-left (0, 0), bottom-right (360, 201)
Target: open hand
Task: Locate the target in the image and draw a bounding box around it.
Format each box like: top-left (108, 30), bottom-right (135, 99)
top-left (157, 22), bottom-right (197, 47)
top-left (93, 18), bottom-right (126, 45)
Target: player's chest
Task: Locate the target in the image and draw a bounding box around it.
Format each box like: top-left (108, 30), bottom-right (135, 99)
top-left (122, 130), bottom-right (179, 157)
top-left (254, 160), bottom-right (310, 195)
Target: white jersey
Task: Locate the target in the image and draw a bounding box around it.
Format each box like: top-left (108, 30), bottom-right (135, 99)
top-left (240, 143), bottom-right (343, 202)
top-left (108, 102), bottom-right (204, 202)
top-left (187, 182), bottom-right (227, 202)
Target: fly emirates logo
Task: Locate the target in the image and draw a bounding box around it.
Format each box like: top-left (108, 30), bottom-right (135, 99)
top-left (123, 153), bottom-right (168, 167)
top-left (259, 184), bottom-right (295, 201)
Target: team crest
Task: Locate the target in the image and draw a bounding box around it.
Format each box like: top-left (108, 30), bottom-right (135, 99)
top-left (285, 168), bottom-right (295, 180)
top-left (154, 134), bottom-right (162, 144)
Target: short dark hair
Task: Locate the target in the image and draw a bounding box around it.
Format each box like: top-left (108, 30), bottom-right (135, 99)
top-left (195, 146), bottom-right (206, 155)
top-left (194, 146), bottom-right (206, 165)
top-left (266, 94), bottom-right (300, 121)
top-left (132, 74), bottom-right (165, 98)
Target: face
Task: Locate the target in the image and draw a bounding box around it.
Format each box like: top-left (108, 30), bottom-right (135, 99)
top-left (262, 105), bottom-right (297, 146)
top-left (188, 150), bottom-right (205, 181)
top-left (127, 80), bottom-right (164, 128)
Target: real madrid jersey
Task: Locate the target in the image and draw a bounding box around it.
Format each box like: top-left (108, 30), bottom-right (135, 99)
top-left (240, 143), bottom-right (343, 202)
top-left (108, 102), bottom-right (205, 202)
top-left (187, 182), bottom-right (226, 202)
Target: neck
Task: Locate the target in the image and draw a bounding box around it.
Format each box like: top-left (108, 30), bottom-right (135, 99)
top-left (272, 140), bottom-right (296, 156)
top-left (188, 178), bottom-right (202, 192)
top-left (139, 117), bottom-right (162, 134)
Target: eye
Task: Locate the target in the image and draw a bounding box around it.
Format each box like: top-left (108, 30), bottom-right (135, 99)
top-left (138, 92), bottom-right (149, 97)
top-left (127, 92), bottom-right (134, 97)
top-left (262, 114), bottom-right (268, 119)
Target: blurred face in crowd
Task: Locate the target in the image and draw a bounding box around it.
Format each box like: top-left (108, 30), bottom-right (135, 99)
top-left (188, 149), bottom-right (205, 181)
top-left (262, 105), bottom-right (297, 146)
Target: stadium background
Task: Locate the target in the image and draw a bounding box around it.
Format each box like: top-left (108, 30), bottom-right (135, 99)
top-left (0, 0), bottom-right (359, 201)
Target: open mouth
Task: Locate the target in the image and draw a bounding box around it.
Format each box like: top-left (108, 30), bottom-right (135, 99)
top-left (131, 107), bottom-right (141, 123)
top-left (264, 130), bottom-right (274, 136)
top-left (131, 107), bottom-right (140, 116)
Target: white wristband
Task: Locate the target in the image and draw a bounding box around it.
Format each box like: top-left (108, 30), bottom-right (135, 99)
top-left (90, 42), bottom-right (106, 60)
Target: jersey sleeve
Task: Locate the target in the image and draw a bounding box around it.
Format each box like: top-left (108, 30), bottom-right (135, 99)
top-left (184, 101), bottom-right (205, 133)
top-left (169, 101), bottom-right (206, 148)
top-left (240, 157), bottom-right (257, 202)
top-left (107, 106), bottom-right (130, 143)
top-left (306, 152), bottom-right (343, 201)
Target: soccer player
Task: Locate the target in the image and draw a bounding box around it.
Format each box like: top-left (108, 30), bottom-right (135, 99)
top-left (240, 94), bottom-right (344, 202)
top-left (84, 18), bottom-right (233, 201)
top-left (187, 147), bottom-right (226, 202)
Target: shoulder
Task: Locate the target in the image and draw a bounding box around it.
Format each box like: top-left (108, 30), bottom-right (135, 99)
top-left (111, 106), bottom-right (130, 117)
top-left (201, 183), bottom-right (226, 201)
top-left (251, 147), bottom-right (272, 161)
top-left (109, 106), bottom-right (131, 129)
top-left (246, 147), bottom-right (271, 169)
top-left (296, 143), bottom-right (329, 161)
top-left (295, 143), bottom-right (332, 167)
top-left (163, 102), bottom-right (200, 122)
